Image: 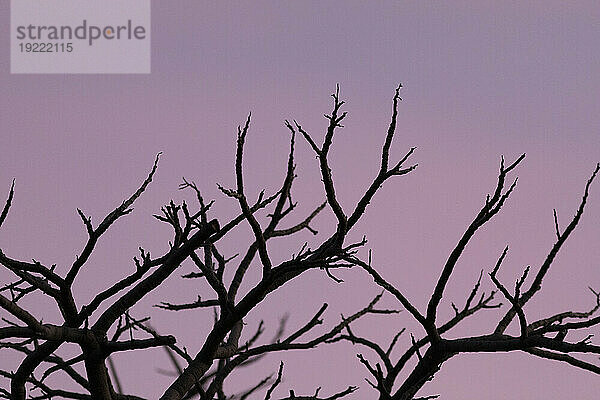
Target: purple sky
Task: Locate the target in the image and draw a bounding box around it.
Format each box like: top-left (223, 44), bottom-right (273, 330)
top-left (1, 1), bottom-right (599, 398)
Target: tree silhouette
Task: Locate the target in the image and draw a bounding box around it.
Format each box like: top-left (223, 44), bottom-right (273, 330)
top-left (0, 86), bottom-right (598, 400)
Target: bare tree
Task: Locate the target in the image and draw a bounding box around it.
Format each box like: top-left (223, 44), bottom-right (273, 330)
top-left (0, 86), bottom-right (598, 400)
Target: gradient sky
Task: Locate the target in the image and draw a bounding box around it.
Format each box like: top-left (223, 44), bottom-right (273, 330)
top-left (1, 1), bottom-right (599, 399)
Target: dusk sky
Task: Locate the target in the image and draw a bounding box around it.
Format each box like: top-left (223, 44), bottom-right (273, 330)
top-left (1, 1), bottom-right (599, 399)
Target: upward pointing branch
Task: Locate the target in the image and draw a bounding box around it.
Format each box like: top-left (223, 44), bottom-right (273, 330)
top-left (0, 179), bottom-right (15, 230)
top-left (319, 85), bottom-right (348, 238)
top-left (348, 84), bottom-right (417, 230)
top-left (380, 85), bottom-right (402, 173)
top-left (231, 113), bottom-right (273, 275)
top-left (66, 153), bottom-right (161, 286)
top-left (495, 162), bottom-right (600, 334)
top-left (426, 154), bottom-right (525, 325)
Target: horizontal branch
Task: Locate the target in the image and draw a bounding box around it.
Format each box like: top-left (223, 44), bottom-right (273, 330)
top-left (103, 336), bottom-right (176, 355)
